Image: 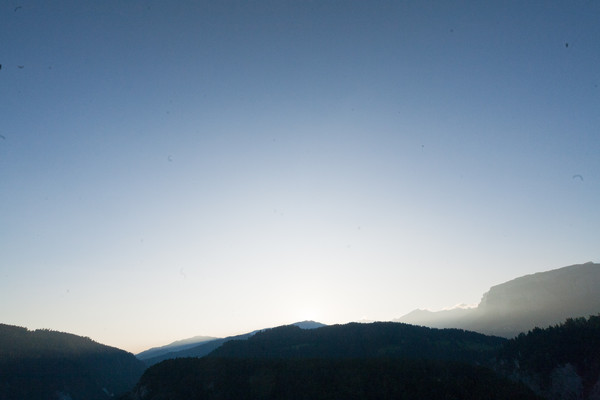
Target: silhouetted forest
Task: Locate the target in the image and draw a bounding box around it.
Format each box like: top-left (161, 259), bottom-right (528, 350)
top-left (121, 322), bottom-right (539, 400)
top-left (208, 322), bottom-right (505, 365)
top-left (497, 315), bottom-right (600, 399)
top-left (124, 357), bottom-right (540, 400)
top-left (0, 324), bottom-right (145, 400)
top-left (122, 318), bottom-right (600, 400)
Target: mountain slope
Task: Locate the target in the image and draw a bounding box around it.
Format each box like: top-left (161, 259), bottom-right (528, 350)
top-left (141, 333), bottom-right (253, 367)
top-left (396, 262), bottom-right (600, 337)
top-left (0, 323), bottom-right (145, 400)
top-left (136, 335), bottom-right (217, 360)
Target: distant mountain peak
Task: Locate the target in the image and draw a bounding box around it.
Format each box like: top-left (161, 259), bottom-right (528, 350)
top-left (291, 320), bottom-right (327, 329)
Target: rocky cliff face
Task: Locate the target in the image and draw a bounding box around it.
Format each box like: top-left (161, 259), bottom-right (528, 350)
top-left (479, 262), bottom-right (600, 314)
top-left (396, 262), bottom-right (600, 337)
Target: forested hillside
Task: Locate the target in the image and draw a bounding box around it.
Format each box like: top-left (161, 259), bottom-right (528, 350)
top-left (122, 322), bottom-right (541, 400)
top-left (122, 317), bottom-right (600, 400)
top-left (5, 316), bottom-right (597, 400)
top-left (0, 324), bottom-right (145, 400)
top-left (209, 322), bottom-right (505, 365)
top-left (125, 357), bottom-right (540, 400)
top-left (497, 315), bottom-right (600, 399)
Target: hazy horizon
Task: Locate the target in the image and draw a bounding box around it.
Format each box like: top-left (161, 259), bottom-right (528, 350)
top-left (7, 261), bottom-right (597, 354)
top-left (1, 1), bottom-right (599, 354)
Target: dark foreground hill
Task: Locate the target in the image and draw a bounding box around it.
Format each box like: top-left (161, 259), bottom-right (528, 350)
top-left (122, 322), bottom-right (542, 400)
top-left (124, 357), bottom-right (540, 400)
top-left (122, 317), bottom-right (600, 400)
top-left (0, 323), bottom-right (145, 400)
top-left (497, 315), bottom-right (600, 400)
top-left (208, 322), bottom-right (505, 365)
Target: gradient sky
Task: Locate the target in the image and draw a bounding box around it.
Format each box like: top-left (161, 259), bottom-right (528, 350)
top-left (1, 1), bottom-right (599, 353)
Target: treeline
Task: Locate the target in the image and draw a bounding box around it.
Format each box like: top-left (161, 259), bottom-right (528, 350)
top-left (500, 315), bottom-right (600, 374)
top-left (0, 324), bottom-right (145, 400)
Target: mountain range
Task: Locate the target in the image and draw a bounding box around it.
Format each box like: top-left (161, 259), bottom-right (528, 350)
top-left (136, 262), bottom-right (599, 365)
top-left (125, 322), bottom-right (536, 400)
top-left (395, 262), bottom-right (600, 337)
top-left (124, 315), bottom-right (600, 400)
top-left (2, 262), bottom-right (599, 400)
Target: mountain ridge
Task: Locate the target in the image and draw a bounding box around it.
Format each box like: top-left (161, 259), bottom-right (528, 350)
top-left (136, 335), bottom-right (218, 360)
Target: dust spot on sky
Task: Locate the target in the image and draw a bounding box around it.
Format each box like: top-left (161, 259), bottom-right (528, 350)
top-left (14, 6), bottom-right (22, 12)
top-left (18, 65), bottom-right (24, 69)
top-left (168, 155), bottom-right (173, 162)
top-left (572, 174), bottom-right (583, 181)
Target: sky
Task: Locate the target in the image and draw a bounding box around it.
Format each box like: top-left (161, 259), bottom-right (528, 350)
top-left (1, 0), bottom-right (599, 354)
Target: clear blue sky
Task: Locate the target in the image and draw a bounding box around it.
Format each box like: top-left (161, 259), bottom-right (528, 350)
top-left (1, 1), bottom-right (599, 353)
